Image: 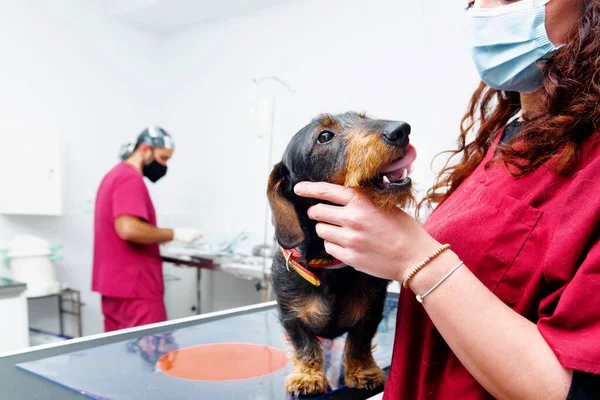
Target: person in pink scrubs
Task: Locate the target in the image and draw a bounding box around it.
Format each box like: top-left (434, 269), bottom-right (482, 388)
top-left (293, 0), bottom-right (600, 398)
top-left (92, 126), bottom-right (203, 332)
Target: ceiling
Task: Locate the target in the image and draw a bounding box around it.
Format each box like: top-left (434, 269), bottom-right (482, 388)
top-left (95, 0), bottom-right (295, 36)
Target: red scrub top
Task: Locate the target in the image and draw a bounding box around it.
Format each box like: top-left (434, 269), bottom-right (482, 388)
top-left (384, 130), bottom-right (600, 399)
top-left (92, 162), bottom-right (164, 299)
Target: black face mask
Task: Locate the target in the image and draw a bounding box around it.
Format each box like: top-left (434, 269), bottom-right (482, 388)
top-left (143, 160), bottom-right (167, 183)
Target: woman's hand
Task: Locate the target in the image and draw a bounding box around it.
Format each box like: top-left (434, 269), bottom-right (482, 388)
top-left (294, 181), bottom-right (441, 281)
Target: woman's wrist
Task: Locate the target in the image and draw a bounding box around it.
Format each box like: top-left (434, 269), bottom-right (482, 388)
top-left (395, 238), bottom-right (444, 283)
top-left (395, 238), bottom-right (461, 291)
top-left (406, 250), bottom-right (461, 294)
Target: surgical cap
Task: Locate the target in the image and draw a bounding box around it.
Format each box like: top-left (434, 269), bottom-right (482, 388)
top-left (119, 126), bottom-right (174, 160)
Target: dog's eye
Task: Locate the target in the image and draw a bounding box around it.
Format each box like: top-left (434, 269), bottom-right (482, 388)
top-left (317, 131), bottom-right (335, 144)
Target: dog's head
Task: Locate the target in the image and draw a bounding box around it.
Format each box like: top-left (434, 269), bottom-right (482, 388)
top-left (267, 112), bottom-right (416, 250)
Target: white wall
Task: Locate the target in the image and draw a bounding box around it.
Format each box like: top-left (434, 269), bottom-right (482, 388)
top-left (155, 0), bottom-right (480, 317)
top-left (0, 0), bottom-right (160, 336)
top-left (0, 0), bottom-right (480, 337)
top-left (159, 0), bottom-right (479, 227)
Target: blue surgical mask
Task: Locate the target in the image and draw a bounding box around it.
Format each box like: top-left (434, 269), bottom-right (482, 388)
top-left (467, 0), bottom-right (560, 93)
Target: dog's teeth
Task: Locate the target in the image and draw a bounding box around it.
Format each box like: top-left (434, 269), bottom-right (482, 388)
top-left (383, 175), bottom-right (390, 185)
top-left (401, 168), bottom-right (408, 180)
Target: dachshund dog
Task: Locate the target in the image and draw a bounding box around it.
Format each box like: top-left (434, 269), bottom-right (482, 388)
top-left (267, 112), bottom-right (416, 396)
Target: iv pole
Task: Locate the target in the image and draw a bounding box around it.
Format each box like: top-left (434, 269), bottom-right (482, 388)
top-left (250, 76), bottom-right (296, 302)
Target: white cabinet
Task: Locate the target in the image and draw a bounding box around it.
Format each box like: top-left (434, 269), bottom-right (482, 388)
top-left (0, 130), bottom-right (63, 216)
top-left (0, 279), bottom-right (29, 354)
top-left (163, 262), bottom-right (198, 319)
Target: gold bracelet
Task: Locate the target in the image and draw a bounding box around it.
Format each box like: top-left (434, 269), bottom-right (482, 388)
top-left (402, 244), bottom-right (450, 289)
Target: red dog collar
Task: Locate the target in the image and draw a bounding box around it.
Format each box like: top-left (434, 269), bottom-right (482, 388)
top-left (281, 248), bottom-right (346, 287)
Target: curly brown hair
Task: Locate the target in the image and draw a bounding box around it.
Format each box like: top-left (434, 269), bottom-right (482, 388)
top-left (419, 1), bottom-right (600, 212)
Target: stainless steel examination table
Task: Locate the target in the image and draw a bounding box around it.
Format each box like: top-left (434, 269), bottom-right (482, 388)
top-left (0, 294), bottom-right (398, 400)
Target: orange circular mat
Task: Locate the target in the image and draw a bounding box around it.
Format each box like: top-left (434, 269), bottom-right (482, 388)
top-left (156, 343), bottom-right (289, 381)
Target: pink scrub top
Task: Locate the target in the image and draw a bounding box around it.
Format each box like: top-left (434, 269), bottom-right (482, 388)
top-left (92, 162), bottom-right (164, 299)
top-left (385, 128), bottom-right (600, 399)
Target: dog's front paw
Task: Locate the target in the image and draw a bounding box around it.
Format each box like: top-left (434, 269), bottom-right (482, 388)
top-left (344, 364), bottom-right (385, 391)
top-left (285, 369), bottom-right (328, 396)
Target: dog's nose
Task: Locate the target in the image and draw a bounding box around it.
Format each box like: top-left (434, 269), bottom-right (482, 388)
top-left (382, 121), bottom-right (411, 147)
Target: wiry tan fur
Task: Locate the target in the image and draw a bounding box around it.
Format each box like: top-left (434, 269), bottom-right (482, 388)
top-left (285, 352), bottom-right (328, 396)
top-left (291, 296), bottom-right (331, 330)
top-left (337, 294), bottom-right (370, 329)
top-left (344, 343), bottom-right (386, 390)
top-left (343, 131), bottom-right (415, 211)
top-left (318, 113), bottom-right (340, 129)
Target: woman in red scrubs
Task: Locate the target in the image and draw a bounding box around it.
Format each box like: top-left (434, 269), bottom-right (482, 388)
top-left (295, 0), bottom-right (600, 398)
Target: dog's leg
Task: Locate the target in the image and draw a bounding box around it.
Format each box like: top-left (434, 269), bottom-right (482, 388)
top-left (283, 319), bottom-right (328, 396)
top-left (343, 319), bottom-right (386, 390)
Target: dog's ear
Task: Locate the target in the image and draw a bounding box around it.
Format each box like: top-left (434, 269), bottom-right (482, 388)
top-left (267, 162), bottom-right (304, 249)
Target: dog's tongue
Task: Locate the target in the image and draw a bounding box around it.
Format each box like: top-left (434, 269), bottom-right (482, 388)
top-left (381, 145), bottom-right (417, 173)
top-left (381, 145), bottom-right (417, 182)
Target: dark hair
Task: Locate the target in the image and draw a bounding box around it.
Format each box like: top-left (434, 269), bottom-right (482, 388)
top-left (420, 2), bottom-right (600, 211)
